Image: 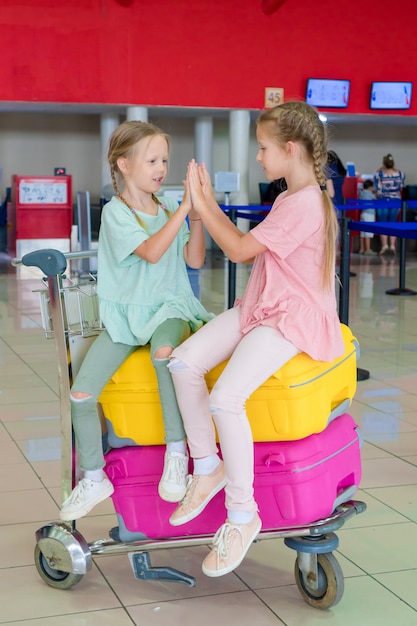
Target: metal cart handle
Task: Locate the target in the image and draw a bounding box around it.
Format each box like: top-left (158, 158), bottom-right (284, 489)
top-left (12, 248), bottom-right (98, 277)
top-left (20, 249), bottom-right (67, 277)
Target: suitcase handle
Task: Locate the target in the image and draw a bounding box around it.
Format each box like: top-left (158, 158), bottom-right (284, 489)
top-left (104, 461), bottom-right (124, 480)
top-left (265, 453), bottom-right (285, 466)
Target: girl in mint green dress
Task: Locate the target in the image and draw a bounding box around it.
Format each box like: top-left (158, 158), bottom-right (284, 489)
top-left (60, 121), bottom-right (213, 521)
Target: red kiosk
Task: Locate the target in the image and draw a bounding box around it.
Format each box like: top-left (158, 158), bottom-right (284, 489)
top-left (8, 175), bottom-right (72, 259)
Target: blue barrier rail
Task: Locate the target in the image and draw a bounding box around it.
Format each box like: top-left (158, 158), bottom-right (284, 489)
top-left (218, 201), bottom-right (417, 308)
top-left (347, 220), bottom-right (417, 239)
top-left (343, 198), bottom-right (402, 211)
top-left (336, 199), bottom-right (417, 301)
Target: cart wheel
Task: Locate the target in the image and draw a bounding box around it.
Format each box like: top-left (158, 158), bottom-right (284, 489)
top-left (294, 552), bottom-right (344, 609)
top-left (34, 544), bottom-right (84, 590)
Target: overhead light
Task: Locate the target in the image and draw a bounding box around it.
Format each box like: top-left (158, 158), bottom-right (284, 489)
top-left (319, 113), bottom-right (328, 123)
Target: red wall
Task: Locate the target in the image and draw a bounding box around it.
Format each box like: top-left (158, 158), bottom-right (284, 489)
top-left (1, 0), bottom-right (415, 115)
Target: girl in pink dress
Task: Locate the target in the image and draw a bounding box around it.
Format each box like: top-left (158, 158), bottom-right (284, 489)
top-left (168, 101), bottom-right (345, 578)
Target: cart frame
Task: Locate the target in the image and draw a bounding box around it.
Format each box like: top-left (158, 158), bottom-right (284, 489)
top-left (12, 247), bottom-right (366, 610)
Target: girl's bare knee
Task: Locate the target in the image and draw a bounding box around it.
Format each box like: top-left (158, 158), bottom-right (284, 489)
top-left (70, 391), bottom-right (92, 402)
top-left (154, 345), bottom-right (173, 360)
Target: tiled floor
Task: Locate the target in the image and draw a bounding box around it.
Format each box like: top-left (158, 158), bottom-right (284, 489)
top-left (1, 245), bottom-right (417, 625)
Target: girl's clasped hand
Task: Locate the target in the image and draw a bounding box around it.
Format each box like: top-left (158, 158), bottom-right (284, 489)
top-left (186, 159), bottom-right (212, 214)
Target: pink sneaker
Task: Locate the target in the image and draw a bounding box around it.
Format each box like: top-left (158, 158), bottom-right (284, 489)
top-left (202, 513), bottom-right (262, 577)
top-left (169, 461), bottom-right (226, 526)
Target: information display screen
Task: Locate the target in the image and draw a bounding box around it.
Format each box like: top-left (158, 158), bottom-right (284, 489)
top-left (370, 82), bottom-right (412, 110)
top-left (306, 78), bottom-right (350, 108)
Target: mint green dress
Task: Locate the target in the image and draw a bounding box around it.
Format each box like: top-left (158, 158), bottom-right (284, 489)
top-left (97, 195), bottom-right (214, 344)
top-left (70, 196), bottom-right (214, 470)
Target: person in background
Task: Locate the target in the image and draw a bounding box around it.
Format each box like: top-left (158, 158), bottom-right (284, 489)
top-left (263, 177), bottom-right (287, 204)
top-left (374, 154), bottom-right (405, 254)
top-left (358, 179), bottom-right (377, 255)
top-left (167, 101), bottom-right (344, 578)
top-left (325, 150), bottom-right (347, 206)
top-left (59, 120), bottom-right (214, 521)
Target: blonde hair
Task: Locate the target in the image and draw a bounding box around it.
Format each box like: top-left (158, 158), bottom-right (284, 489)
top-left (257, 101), bottom-right (339, 290)
top-left (108, 120), bottom-right (171, 228)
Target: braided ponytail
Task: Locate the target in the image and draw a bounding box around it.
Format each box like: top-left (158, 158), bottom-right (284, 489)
top-left (110, 166), bottom-right (120, 197)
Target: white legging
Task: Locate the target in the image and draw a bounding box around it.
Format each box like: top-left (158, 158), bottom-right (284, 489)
top-left (169, 305), bottom-right (300, 514)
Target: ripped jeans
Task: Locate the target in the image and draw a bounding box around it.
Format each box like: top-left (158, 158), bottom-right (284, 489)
top-left (71, 319), bottom-right (191, 472)
top-left (169, 305), bottom-right (300, 513)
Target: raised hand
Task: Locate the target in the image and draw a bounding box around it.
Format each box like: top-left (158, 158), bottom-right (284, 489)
top-left (197, 163), bottom-right (215, 203)
top-left (181, 174), bottom-right (192, 213)
top-left (187, 159), bottom-right (207, 214)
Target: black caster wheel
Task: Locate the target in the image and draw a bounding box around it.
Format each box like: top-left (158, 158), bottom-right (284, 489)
top-left (294, 552), bottom-right (344, 609)
top-left (34, 543), bottom-right (84, 590)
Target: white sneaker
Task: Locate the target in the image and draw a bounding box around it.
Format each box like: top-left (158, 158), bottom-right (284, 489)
top-left (60, 477), bottom-right (114, 521)
top-left (158, 451), bottom-right (189, 502)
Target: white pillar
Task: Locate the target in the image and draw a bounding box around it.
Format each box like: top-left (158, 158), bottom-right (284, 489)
top-left (126, 106), bottom-right (148, 122)
top-left (195, 116), bottom-right (214, 249)
top-left (100, 113), bottom-right (120, 200)
top-left (195, 116), bottom-right (213, 176)
top-left (229, 109), bottom-right (251, 231)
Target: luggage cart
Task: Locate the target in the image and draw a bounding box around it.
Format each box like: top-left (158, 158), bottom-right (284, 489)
top-left (12, 248), bottom-right (366, 610)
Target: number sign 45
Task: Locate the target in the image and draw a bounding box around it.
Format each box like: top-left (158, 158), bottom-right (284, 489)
top-left (264, 88), bottom-right (284, 108)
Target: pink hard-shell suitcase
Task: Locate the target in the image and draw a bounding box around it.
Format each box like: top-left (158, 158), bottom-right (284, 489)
top-left (105, 445), bottom-right (226, 541)
top-left (104, 413), bottom-right (362, 542)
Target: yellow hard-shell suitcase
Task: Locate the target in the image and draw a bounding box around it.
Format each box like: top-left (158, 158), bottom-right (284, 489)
top-left (99, 323), bottom-right (358, 446)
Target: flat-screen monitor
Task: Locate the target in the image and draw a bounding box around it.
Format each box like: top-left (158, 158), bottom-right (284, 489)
top-left (306, 78), bottom-right (350, 108)
top-left (370, 82), bottom-right (412, 110)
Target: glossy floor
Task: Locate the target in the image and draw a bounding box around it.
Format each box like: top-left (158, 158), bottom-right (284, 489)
top-left (1, 247), bottom-right (417, 625)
